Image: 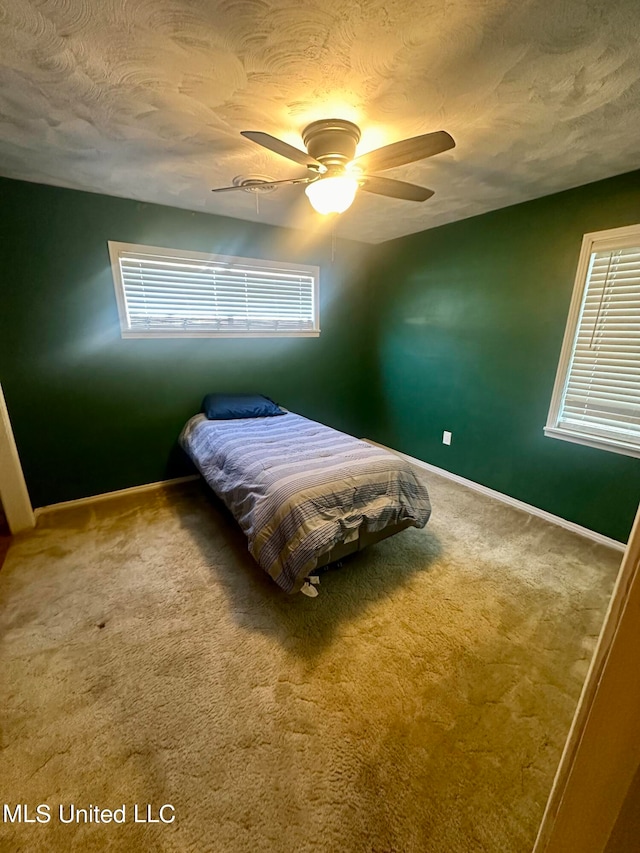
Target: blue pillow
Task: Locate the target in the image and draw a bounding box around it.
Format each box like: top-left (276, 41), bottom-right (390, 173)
top-left (201, 393), bottom-right (285, 420)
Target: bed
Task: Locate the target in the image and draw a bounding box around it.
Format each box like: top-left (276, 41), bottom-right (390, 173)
top-left (179, 401), bottom-right (431, 594)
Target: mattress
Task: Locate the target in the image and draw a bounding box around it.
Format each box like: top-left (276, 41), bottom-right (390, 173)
top-left (179, 412), bottom-right (431, 593)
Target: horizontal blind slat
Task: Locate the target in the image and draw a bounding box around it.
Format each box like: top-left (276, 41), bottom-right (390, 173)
top-left (115, 244), bottom-right (319, 337)
top-left (555, 240), bottom-right (640, 451)
top-left (568, 382), bottom-right (640, 395)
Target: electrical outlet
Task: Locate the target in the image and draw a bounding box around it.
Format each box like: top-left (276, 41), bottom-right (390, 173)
top-left (442, 430), bottom-right (452, 446)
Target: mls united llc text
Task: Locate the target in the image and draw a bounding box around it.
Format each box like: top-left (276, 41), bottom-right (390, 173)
top-left (3, 804), bottom-right (176, 824)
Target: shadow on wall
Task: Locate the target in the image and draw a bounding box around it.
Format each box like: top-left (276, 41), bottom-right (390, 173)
top-left (0, 500), bottom-right (10, 571)
top-left (164, 441), bottom-right (200, 481)
top-left (176, 480), bottom-right (442, 659)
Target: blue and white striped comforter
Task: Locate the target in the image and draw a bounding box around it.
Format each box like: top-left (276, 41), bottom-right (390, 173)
top-left (180, 412), bottom-right (431, 593)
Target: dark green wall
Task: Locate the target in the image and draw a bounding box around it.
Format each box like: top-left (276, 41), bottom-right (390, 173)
top-left (362, 170), bottom-right (640, 543)
top-left (0, 178), bottom-right (369, 507)
top-left (2, 172), bottom-right (638, 540)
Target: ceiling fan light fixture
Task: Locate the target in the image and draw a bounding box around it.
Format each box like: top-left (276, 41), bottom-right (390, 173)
top-left (305, 175), bottom-right (359, 215)
top-left (215, 122), bottom-right (453, 212)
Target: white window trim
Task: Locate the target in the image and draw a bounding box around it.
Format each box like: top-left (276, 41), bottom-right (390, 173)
top-left (108, 241), bottom-right (320, 338)
top-left (544, 223), bottom-right (640, 459)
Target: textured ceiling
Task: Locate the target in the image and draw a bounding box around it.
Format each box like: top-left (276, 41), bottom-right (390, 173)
top-left (1, 0), bottom-right (640, 243)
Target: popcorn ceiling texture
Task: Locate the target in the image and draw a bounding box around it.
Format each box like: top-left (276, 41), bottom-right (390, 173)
top-left (0, 0), bottom-right (639, 242)
top-left (0, 475), bottom-right (620, 852)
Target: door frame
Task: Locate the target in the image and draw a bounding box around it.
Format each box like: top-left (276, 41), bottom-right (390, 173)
top-left (533, 502), bottom-right (640, 852)
top-left (0, 382), bottom-right (35, 533)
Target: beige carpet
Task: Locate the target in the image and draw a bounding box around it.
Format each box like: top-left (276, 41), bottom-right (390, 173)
top-left (0, 473), bottom-right (621, 853)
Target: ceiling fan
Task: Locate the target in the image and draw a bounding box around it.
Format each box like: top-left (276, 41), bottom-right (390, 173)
top-left (212, 119), bottom-right (455, 214)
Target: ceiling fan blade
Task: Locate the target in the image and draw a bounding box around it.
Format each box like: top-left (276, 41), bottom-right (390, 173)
top-left (353, 130), bottom-right (455, 173)
top-left (241, 131), bottom-right (323, 170)
top-left (212, 177), bottom-right (316, 193)
top-left (361, 175), bottom-right (435, 202)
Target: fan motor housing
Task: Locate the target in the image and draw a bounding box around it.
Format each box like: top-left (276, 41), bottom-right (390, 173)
top-left (302, 119), bottom-right (361, 170)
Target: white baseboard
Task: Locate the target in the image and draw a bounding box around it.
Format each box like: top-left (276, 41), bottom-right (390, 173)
top-left (34, 475), bottom-right (200, 518)
top-left (34, 448), bottom-right (627, 554)
top-left (365, 440), bottom-right (626, 553)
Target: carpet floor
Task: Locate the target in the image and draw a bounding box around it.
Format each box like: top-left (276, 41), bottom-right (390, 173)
top-left (0, 473), bottom-right (621, 853)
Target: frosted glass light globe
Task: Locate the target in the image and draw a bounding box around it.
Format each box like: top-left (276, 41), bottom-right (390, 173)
top-left (305, 175), bottom-right (359, 215)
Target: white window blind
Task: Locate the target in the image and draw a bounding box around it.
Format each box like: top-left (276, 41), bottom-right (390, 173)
top-left (108, 242), bottom-right (320, 338)
top-left (545, 225), bottom-right (640, 458)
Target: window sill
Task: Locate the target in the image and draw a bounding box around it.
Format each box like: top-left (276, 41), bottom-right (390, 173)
top-left (120, 330), bottom-right (321, 339)
top-left (543, 426), bottom-right (640, 459)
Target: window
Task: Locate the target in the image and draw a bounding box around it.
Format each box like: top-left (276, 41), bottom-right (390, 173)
top-left (545, 224), bottom-right (640, 458)
top-left (108, 242), bottom-right (320, 338)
